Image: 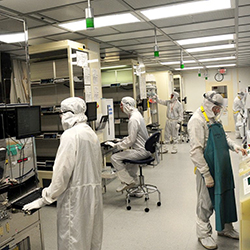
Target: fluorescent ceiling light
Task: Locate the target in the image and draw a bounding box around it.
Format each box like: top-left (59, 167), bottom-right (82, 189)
top-left (187, 44), bottom-right (235, 53)
top-left (0, 32), bottom-right (26, 43)
top-left (140, 0), bottom-right (231, 20)
top-left (101, 65), bottom-right (128, 70)
top-left (161, 60), bottom-right (196, 65)
top-left (59, 13), bottom-right (140, 31)
top-left (206, 64), bottom-right (236, 68)
top-left (177, 34), bottom-right (234, 46)
top-left (174, 66), bottom-right (204, 70)
top-left (199, 56), bottom-right (236, 62)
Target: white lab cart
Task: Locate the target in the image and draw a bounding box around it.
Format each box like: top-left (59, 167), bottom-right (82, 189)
top-left (239, 155), bottom-right (250, 250)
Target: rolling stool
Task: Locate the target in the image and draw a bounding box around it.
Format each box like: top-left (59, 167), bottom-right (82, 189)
top-left (123, 132), bottom-right (161, 212)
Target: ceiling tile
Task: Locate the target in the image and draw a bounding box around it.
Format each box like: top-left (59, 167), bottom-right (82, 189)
top-left (28, 25), bottom-right (68, 39)
top-left (238, 16), bottom-right (250, 25)
top-left (77, 27), bottom-right (120, 37)
top-left (96, 30), bottom-right (155, 42)
top-left (239, 0), bottom-right (250, 5)
top-left (0, 17), bottom-right (24, 33)
top-left (239, 5), bottom-right (250, 16)
top-left (238, 31), bottom-right (250, 38)
top-left (46, 33), bottom-right (86, 41)
top-left (169, 27), bottom-right (235, 40)
top-left (123, 0), bottom-right (187, 10)
top-left (28, 38), bottom-right (55, 45)
top-left (40, 5), bottom-right (85, 22)
top-left (112, 22), bottom-right (153, 33)
top-left (239, 24), bottom-right (250, 32)
top-left (162, 19), bottom-right (234, 34)
top-left (0, 0), bottom-right (85, 14)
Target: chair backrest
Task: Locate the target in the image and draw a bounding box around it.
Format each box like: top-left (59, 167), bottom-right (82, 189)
top-left (145, 132), bottom-right (161, 153)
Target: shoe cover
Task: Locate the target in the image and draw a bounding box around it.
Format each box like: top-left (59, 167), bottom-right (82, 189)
top-left (116, 183), bottom-right (127, 192)
top-left (171, 144), bottom-right (177, 154)
top-left (116, 169), bottom-right (134, 184)
top-left (116, 182), bottom-right (137, 192)
top-left (199, 236), bottom-right (217, 249)
top-left (162, 145), bottom-right (169, 153)
top-left (218, 224), bottom-right (239, 240)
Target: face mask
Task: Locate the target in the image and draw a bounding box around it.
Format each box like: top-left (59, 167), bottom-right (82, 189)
top-left (61, 112), bottom-right (74, 130)
top-left (214, 106), bottom-right (225, 122)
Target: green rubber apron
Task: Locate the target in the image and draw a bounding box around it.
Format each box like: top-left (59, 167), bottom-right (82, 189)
top-left (201, 106), bottom-right (237, 231)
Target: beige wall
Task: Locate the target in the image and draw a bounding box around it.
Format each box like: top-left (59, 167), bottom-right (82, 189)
top-left (148, 66), bottom-right (250, 133)
top-left (182, 67), bottom-right (250, 132)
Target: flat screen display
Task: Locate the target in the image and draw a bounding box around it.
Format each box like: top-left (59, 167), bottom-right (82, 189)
top-left (142, 99), bottom-right (147, 111)
top-left (0, 148), bottom-right (6, 182)
top-left (85, 102), bottom-right (97, 122)
top-left (16, 106), bottom-right (41, 139)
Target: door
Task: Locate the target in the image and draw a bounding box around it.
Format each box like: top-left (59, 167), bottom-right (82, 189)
top-left (206, 81), bottom-right (234, 132)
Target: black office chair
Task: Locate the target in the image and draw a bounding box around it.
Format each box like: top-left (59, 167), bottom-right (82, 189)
top-left (123, 132), bottom-right (161, 212)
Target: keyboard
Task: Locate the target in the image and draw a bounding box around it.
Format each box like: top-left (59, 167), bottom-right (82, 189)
top-left (11, 188), bottom-right (42, 210)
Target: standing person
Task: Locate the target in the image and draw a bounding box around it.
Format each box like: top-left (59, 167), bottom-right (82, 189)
top-left (110, 96), bottom-right (151, 192)
top-left (23, 97), bottom-right (103, 250)
top-left (155, 91), bottom-right (183, 154)
top-left (233, 91), bottom-right (245, 139)
top-left (187, 91), bottom-right (247, 250)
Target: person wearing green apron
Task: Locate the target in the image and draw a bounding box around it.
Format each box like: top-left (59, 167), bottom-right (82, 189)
top-left (188, 91), bottom-right (247, 250)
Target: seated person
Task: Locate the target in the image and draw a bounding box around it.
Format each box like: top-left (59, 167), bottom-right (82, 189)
top-left (110, 96), bottom-right (151, 192)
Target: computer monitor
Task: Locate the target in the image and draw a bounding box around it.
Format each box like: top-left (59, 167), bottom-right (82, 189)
top-left (0, 148), bottom-right (6, 183)
top-left (85, 102), bottom-right (97, 122)
top-left (15, 106), bottom-right (41, 139)
top-left (142, 99), bottom-right (147, 111)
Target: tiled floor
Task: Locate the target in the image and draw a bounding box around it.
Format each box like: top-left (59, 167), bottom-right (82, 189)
top-left (40, 132), bottom-right (242, 250)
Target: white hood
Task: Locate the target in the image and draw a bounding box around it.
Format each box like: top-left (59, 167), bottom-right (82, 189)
top-left (202, 91), bottom-right (224, 119)
top-left (171, 91), bottom-right (179, 103)
top-left (121, 96), bottom-right (136, 116)
top-left (60, 97), bottom-right (87, 130)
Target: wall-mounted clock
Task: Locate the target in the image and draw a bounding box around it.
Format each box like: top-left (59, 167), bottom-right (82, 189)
top-left (214, 73), bottom-right (224, 82)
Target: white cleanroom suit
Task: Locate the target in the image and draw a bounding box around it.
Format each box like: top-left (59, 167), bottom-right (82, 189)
top-left (156, 91), bottom-right (183, 153)
top-left (233, 92), bottom-right (245, 139)
top-left (110, 96), bottom-right (151, 192)
top-left (187, 91), bottom-right (246, 250)
top-left (23, 97), bottom-right (103, 250)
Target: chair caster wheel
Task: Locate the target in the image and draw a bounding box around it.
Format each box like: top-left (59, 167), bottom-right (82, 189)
top-left (144, 208), bottom-right (149, 212)
top-left (145, 197), bottom-right (149, 201)
top-left (127, 199), bottom-right (130, 203)
top-left (157, 201), bottom-right (161, 206)
top-left (127, 206), bottom-right (131, 210)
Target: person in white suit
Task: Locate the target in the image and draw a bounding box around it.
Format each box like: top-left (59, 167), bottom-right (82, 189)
top-left (23, 97), bottom-right (103, 250)
top-left (233, 91), bottom-right (245, 139)
top-left (110, 96), bottom-right (151, 192)
top-left (155, 91), bottom-right (183, 154)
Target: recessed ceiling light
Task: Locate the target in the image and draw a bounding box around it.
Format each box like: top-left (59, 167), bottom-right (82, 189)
top-left (177, 34), bottom-right (234, 46)
top-left (101, 65), bottom-right (128, 70)
top-left (161, 60), bottom-right (196, 65)
top-left (140, 0), bottom-right (231, 20)
top-left (0, 32), bottom-right (26, 43)
top-left (59, 13), bottom-right (140, 32)
top-left (174, 66), bottom-right (204, 70)
top-left (206, 64), bottom-right (236, 68)
top-left (186, 44), bottom-right (235, 53)
top-left (199, 56), bottom-right (236, 62)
